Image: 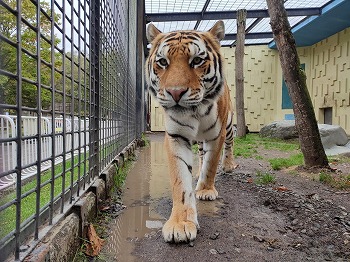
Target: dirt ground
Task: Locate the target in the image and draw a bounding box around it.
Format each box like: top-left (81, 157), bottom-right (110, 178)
top-left (129, 133), bottom-right (350, 262)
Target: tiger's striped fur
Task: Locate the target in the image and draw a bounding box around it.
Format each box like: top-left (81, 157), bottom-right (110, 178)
top-left (145, 21), bottom-right (237, 243)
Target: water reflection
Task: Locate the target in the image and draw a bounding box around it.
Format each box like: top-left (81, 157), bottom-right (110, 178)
top-left (102, 134), bottom-right (221, 261)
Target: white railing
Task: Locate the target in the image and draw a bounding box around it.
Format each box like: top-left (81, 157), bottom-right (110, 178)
top-left (0, 115), bottom-right (90, 190)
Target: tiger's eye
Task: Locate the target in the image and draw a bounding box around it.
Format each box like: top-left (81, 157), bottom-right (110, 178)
top-left (191, 57), bottom-right (203, 66)
top-left (158, 58), bottom-right (168, 67)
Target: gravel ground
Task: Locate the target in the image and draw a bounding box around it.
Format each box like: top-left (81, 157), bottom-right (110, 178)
top-left (132, 141), bottom-right (350, 262)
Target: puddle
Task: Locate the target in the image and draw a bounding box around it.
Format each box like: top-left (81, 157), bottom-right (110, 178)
top-left (102, 133), bottom-right (222, 261)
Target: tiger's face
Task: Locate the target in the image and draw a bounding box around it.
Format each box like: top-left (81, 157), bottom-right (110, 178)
top-left (146, 21), bottom-right (225, 110)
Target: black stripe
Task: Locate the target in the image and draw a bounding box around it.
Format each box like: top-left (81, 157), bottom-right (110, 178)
top-left (184, 35), bottom-right (199, 40)
top-left (167, 132), bottom-right (191, 148)
top-left (175, 155), bottom-right (193, 174)
top-left (204, 117), bottom-right (218, 133)
top-left (226, 130), bottom-right (234, 141)
top-left (203, 75), bottom-right (216, 83)
top-left (169, 115), bottom-right (195, 130)
top-left (205, 81), bottom-right (223, 100)
top-left (205, 130), bottom-right (221, 142)
top-left (205, 104), bottom-right (213, 116)
top-left (226, 114), bottom-right (233, 128)
top-left (149, 86), bottom-right (157, 96)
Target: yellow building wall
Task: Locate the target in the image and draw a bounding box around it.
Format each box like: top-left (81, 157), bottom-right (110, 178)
top-left (309, 28), bottom-right (350, 133)
top-left (221, 46), bottom-right (279, 132)
top-left (150, 27), bottom-right (350, 134)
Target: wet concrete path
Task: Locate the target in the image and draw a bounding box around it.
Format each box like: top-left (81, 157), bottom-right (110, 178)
top-left (101, 132), bottom-right (220, 261)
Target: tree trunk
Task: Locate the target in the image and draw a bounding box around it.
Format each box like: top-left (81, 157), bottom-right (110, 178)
top-left (235, 9), bottom-right (247, 138)
top-left (266, 0), bottom-right (329, 168)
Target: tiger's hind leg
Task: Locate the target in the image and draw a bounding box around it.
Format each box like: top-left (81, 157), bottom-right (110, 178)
top-left (162, 133), bottom-right (199, 243)
top-left (222, 111), bottom-right (238, 172)
top-left (195, 141), bottom-right (203, 178)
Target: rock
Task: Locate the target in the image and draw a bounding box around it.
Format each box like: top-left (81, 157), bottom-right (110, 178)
top-left (260, 121), bottom-right (350, 156)
top-left (209, 232), bottom-right (220, 240)
top-left (260, 120), bottom-right (298, 139)
top-left (291, 219), bottom-right (299, 226)
top-left (209, 249), bottom-right (218, 255)
top-left (318, 124), bottom-right (349, 148)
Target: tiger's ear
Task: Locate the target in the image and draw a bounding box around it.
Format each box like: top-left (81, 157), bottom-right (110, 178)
top-left (208, 20), bottom-right (225, 42)
top-left (146, 23), bottom-right (162, 43)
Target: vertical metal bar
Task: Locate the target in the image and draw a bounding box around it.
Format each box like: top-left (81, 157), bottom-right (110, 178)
top-left (49, 0), bottom-right (56, 225)
top-left (136, 0), bottom-right (145, 137)
top-left (126, 0), bottom-right (130, 144)
top-left (77, 1), bottom-right (82, 197)
top-left (15, 0), bottom-right (23, 259)
top-left (70, 0), bottom-right (74, 204)
top-left (90, 0), bottom-right (100, 179)
top-left (35, 0), bottom-right (43, 240)
top-left (61, 0), bottom-right (67, 214)
top-left (83, 0), bottom-right (88, 190)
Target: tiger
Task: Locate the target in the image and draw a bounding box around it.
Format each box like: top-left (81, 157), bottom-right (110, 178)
top-left (145, 20), bottom-right (237, 243)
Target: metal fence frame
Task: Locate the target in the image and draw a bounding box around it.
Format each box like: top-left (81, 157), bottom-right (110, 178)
top-left (0, 0), bottom-right (146, 260)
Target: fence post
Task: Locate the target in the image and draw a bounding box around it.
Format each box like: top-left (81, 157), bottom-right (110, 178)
top-left (136, 0), bottom-right (145, 137)
top-left (90, 0), bottom-right (100, 178)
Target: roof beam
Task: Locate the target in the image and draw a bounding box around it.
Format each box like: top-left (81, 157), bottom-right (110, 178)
top-left (145, 8), bottom-right (320, 22)
top-left (225, 32), bottom-right (273, 41)
top-left (194, 0), bottom-right (211, 30)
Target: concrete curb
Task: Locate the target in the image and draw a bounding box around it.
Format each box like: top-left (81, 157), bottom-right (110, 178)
top-left (24, 139), bottom-right (140, 262)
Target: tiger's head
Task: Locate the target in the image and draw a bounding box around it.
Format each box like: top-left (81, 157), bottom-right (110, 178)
top-left (145, 21), bottom-right (225, 110)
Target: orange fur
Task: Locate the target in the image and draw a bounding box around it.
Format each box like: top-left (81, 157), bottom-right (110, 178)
top-left (146, 21), bottom-right (236, 243)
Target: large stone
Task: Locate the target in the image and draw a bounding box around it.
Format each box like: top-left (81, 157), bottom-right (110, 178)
top-left (259, 120), bottom-right (298, 139)
top-left (318, 124), bottom-right (349, 149)
top-left (260, 121), bottom-right (350, 156)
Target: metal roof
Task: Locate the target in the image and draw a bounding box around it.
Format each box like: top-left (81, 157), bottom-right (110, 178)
top-left (144, 0), bottom-right (350, 47)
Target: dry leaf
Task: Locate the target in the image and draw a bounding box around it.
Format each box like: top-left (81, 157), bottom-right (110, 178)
top-left (85, 224), bottom-right (105, 257)
top-left (100, 205), bottom-right (110, 211)
top-left (274, 186), bottom-right (289, 191)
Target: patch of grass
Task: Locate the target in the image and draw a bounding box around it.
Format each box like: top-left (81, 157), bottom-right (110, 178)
top-left (141, 133), bottom-right (150, 146)
top-left (261, 139), bottom-right (299, 152)
top-left (233, 134), bottom-right (300, 159)
top-left (319, 172), bottom-right (350, 190)
top-left (328, 155), bottom-right (350, 164)
top-left (255, 171), bottom-right (276, 185)
top-left (0, 154), bottom-right (89, 239)
top-left (234, 134), bottom-right (258, 158)
top-left (269, 153), bottom-right (304, 170)
top-left (113, 155), bottom-right (135, 189)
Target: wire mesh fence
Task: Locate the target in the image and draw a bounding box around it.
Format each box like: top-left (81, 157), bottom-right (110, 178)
top-left (0, 0), bottom-right (145, 260)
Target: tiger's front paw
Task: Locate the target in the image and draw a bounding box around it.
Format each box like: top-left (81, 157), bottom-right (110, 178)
top-left (196, 188), bottom-right (218, 200)
top-left (162, 219), bottom-right (197, 243)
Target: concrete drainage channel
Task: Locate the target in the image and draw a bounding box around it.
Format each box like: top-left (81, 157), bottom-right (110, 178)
top-left (23, 140), bottom-right (141, 262)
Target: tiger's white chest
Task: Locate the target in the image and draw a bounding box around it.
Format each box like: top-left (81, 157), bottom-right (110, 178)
top-left (165, 102), bottom-right (222, 142)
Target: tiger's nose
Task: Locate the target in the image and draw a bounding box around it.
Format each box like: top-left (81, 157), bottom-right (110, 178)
top-left (166, 88), bottom-right (188, 103)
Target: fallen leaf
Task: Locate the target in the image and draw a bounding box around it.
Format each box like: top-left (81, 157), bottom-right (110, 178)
top-left (247, 178), bottom-right (253, 183)
top-left (85, 224), bottom-right (105, 257)
top-left (99, 205), bottom-right (110, 211)
top-left (274, 186), bottom-right (289, 191)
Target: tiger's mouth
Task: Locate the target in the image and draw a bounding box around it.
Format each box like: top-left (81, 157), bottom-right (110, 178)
top-left (157, 87), bottom-right (203, 109)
